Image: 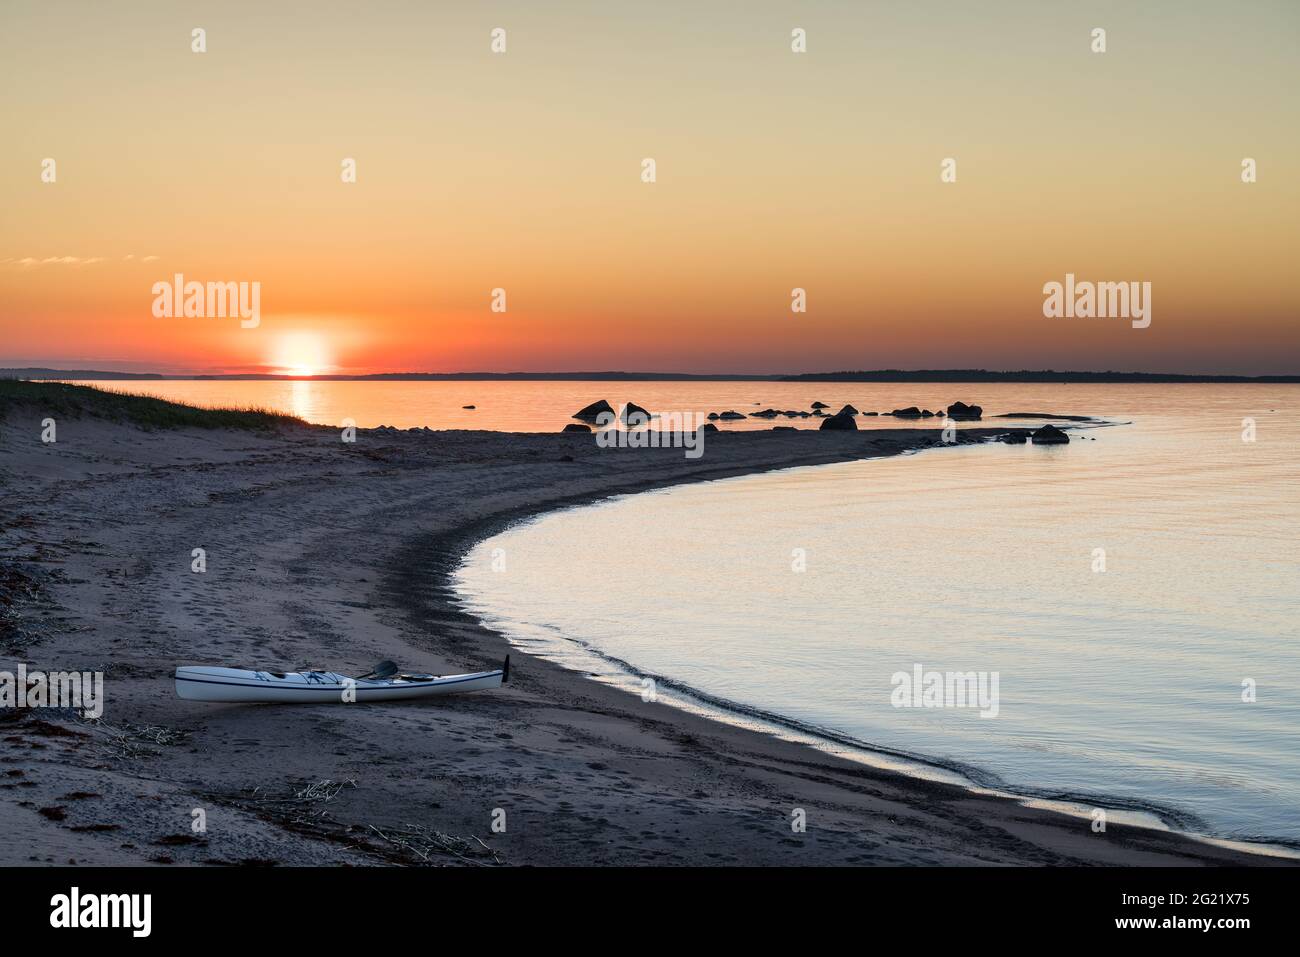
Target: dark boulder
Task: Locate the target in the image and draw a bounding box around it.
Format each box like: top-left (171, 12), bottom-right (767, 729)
top-left (701, 422), bottom-right (719, 432)
top-left (462, 405), bottom-right (476, 410)
top-left (621, 402), bottom-right (651, 426)
top-left (863, 411), bottom-right (878, 416)
top-left (573, 399), bottom-right (614, 422)
top-left (811, 401), bottom-right (829, 409)
top-left (773, 425), bottom-right (798, 432)
top-left (719, 410), bottom-right (747, 420)
top-left (921, 409), bottom-right (934, 417)
top-left (836, 404), bottom-right (859, 416)
top-left (946, 401), bottom-right (983, 420)
top-left (751, 408), bottom-right (782, 419)
top-left (1002, 430), bottom-right (1029, 444)
top-left (1031, 424), bottom-right (1070, 445)
top-left (819, 412), bottom-right (858, 431)
top-left (890, 406), bottom-right (922, 417)
top-left (562, 423), bottom-right (591, 433)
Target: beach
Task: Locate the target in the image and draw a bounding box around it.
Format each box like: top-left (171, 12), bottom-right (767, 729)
top-left (0, 396), bottom-right (1285, 866)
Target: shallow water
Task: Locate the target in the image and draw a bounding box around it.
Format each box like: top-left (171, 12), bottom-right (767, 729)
top-left (453, 384), bottom-right (1300, 845)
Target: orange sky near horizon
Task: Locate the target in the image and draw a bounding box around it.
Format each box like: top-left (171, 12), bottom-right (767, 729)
top-left (2, 0), bottom-right (1298, 375)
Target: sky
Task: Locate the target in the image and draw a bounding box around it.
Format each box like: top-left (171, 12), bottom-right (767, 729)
top-left (2, 0), bottom-right (1297, 375)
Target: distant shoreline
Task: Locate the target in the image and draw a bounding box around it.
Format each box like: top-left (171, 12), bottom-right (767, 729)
top-left (5, 367), bottom-right (1300, 384)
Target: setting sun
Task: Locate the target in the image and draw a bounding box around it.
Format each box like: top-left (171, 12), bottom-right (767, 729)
top-left (270, 332), bottom-right (332, 377)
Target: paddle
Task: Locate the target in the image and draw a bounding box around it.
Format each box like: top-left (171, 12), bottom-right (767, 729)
top-left (355, 660), bottom-right (399, 680)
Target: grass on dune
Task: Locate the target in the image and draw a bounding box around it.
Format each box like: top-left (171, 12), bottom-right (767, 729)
top-left (0, 379), bottom-right (305, 431)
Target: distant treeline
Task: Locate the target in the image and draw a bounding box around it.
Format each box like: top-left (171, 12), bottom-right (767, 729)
top-left (3, 367), bottom-right (1297, 383)
top-left (779, 370), bottom-right (1300, 383)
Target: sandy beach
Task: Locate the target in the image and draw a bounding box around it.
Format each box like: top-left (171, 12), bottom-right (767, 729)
top-left (0, 395), bottom-right (1285, 867)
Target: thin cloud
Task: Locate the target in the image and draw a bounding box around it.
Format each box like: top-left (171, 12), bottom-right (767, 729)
top-left (1, 255), bottom-right (157, 268)
top-left (1, 256), bottom-right (105, 268)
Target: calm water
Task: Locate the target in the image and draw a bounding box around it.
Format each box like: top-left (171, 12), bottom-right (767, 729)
top-left (452, 384), bottom-right (1300, 846)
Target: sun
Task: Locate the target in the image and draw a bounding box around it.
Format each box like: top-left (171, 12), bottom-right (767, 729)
top-left (271, 332), bottom-right (332, 377)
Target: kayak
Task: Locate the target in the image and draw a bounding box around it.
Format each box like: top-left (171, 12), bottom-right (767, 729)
top-left (175, 656), bottom-right (509, 703)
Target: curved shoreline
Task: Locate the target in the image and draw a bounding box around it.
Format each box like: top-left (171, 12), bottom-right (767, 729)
top-left (382, 431), bottom-right (1291, 864)
top-left (445, 451), bottom-right (1300, 858)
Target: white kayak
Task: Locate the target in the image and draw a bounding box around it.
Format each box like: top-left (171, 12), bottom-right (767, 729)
top-left (175, 656), bottom-right (509, 704)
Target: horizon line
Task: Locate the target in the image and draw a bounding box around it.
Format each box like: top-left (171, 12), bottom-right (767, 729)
top-left (3, 366), bottom-right (1300, 384)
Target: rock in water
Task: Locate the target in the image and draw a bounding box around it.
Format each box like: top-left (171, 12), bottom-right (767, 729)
top-left (819, 412), bottom-right (858, 431)
top-left (563, 423), bottom-right (591, 433)
top-left (946, 401), bottom-right (983, 420)
top-left (811, 401), bottom-right (829, 409)
top-left (890, 406), bottom-right (922, 417)
top-left (836, 404), bottom-right (859, 416)
top-left (573, 399), bottom-right (614, 422)
top-left (621, 402), bottom-right (650, 426)
top-left (1002, 430), bottom-right (1029, 444)
top-left (701, 422), bottom-right (719, 432)
top-left (1031, 424), bottom-right (1070, 445)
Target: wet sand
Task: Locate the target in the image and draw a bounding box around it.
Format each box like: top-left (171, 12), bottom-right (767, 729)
top-left (0, 403), bottom-right (1285, 866)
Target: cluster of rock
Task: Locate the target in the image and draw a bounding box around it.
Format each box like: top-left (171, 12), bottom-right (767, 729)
top-left (373, 425), bottom-right (435, 433)
top-left (571, 399), bottom-right (654, 428)
top-left (1002, 424), bottom-right (1070, 445)
top-left (885, 401), bottom-right (982, 419)
top-left (693, 399), bottom-right (986, 424)
top-left (568, 399), bottom-right (725, 436)
top-left (566, 397), bottom-right (1071, 445)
